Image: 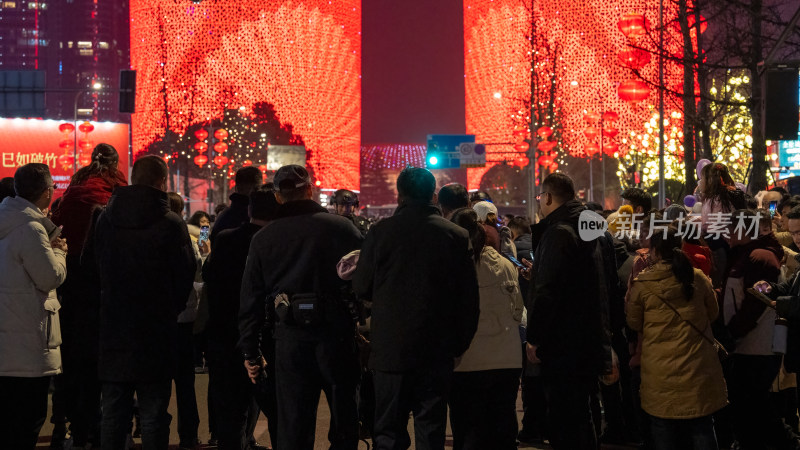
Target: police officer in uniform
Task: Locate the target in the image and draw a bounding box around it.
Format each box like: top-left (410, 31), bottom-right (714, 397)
top-left (238, 165), bottom-right (363, 450)
top-left (332, 189), bottom-right (370, 237)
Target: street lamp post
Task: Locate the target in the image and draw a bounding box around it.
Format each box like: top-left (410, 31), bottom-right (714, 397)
top-left (72, 82), bottom-right (103, 174)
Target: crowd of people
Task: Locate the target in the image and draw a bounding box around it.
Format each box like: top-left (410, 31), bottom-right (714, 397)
top-left (6, 144), bottom-right (800, 450)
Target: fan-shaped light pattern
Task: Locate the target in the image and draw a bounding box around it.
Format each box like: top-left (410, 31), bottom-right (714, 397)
top-left (464, 0), bottom-right (685, 190)
top-left (362, 144), bottom-right (427, 171)
top-left (130, 0), bottom-right (360, 190)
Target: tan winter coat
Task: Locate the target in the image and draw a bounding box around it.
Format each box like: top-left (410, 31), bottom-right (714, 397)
top-left (0, 196), bottom-right (67, 377)
top-left (455, 246), bottom-right (523, 372)
top-left (628, 263), bottom-right (728, 419)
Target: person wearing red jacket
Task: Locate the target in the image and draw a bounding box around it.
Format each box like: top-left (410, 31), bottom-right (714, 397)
top-left (50, 143), bottom-right (127, 449)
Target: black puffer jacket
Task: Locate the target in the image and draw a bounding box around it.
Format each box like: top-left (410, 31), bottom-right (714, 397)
top-left (527, 200), bottom-right (611, 377)
top-left (353, 202), bottom-right (480, 372)
top-left (93, 185), bottom-right (196, 382)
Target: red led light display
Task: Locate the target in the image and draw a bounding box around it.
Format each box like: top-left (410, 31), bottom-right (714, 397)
top-left (464, 0), bottom-right (685, 190)
top-left (129, 0), bottom-right (361, 190)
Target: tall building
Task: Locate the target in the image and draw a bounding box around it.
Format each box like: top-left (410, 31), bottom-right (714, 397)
top-left (0, 0), bottom-right (130, 121)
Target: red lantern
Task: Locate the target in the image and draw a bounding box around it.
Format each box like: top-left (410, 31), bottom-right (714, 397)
top-left (584, 127), bottom-right (600, 140)
top-left (57, 154), bottom-right (74, 167)
top-left (194, 142), bottom-right (208, 152)
top-left (514, 156), bottom-right (529, 167)
top-left (59, 139), bottom-right (73, 149)
top-left (538, 155), bottom-right (553, 166)
top-left (214, 142), bottom-right (228, 153)
top-left (549, 162), bottom-right (559, 172)
top-left (537, 141), bottom-right (557, 152)
top-left (79, 152), bottom-right (92, 166)
top-left (617, 49), bottom-right (651, 70)
top-left (536, 126), bottom-right (553, 138)
top-left (618, 79), bottom-right (650, 102)
top-left (585, 143), bottom-right (600, 157)
top-left (78, 121), bottom-right (94, 133)
top-left (618, 13), bottom-right (648, 38)
top-left (213, 155), bottom-right (229, 168)
top-left (688, 14), bottom-right (708, 34)
top-left (605, 142), bottom-right (620, 155)
top-left (583, 111), bottom-right (601, 123)
top-left (194, 129), bottom-right (209, 141)
top-left (602, 111), bottom-right (619, 122)
top-left (259, 165), bottom-right (268, 172)
top-left (514, 141), bottom-right (530, 152)
top-left (513, 129), bottom-right (527, 138)
top-left (214, 128), bottom-right (229, 140)
top-left (603, 127), bottom-right (619, 138)
top-left (243, 160), bottom-right (253, 167)
top-left (194, 154), bottom-right (208, 167)
top-left (58, 123), bottom-right (75, 133)
top-left (79, 139), bottom-right (93, 150)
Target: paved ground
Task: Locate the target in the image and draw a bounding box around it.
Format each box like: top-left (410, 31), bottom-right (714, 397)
top-left (36, 373), bottom-right (637, 449)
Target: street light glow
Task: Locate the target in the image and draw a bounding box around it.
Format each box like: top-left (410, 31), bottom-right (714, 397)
top-left (92, 82), bottom-right (103, 90)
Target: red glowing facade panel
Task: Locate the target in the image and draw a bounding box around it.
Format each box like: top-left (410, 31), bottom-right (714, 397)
top-left (129, 0), bottom-right (361, 190)
top-left (464, 0), bottom-right (684, 190)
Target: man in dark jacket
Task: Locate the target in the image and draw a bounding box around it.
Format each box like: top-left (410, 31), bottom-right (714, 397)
top-left (353, 167), bottom-right (480, 450)
top-left (239, 165), bottom-right (363, 450)
top-left (526, 172), bottom-right (609, 450)
top-left (203, 187), bottom-right (279, 450)
top-left (93, 155), bottom-right (196, 450)
top-left (210, 166), bottom-right (263, 241)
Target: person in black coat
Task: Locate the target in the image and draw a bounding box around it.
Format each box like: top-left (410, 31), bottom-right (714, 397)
top-left (353, 167), bottom-right (480, 450)
top-left (203, 187), bottom-right (280, 450)
top-left (525, 173), bottom-right (610, 450)
top-left (209, 166), bottom-right (263, 242)
top-left (92, 156), bottom-right (196, 450)
top-left (238, 165), bottom-right (363, 450)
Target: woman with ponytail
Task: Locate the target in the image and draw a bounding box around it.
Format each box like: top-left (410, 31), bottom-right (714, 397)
top-left (447, 207), bottom-right (523, 450)
top-left (628, 227), bottom-right (727, 450)
top-left (48, 143), bottom-right (127, 449)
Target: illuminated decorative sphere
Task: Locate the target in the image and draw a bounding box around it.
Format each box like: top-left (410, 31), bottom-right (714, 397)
top-left (242, 160), bottom-right (252, 167)
top-left (618, 13), bottom-right (647, 38)
top-left (59, 140), bottom-right (73, 149)
top-left (618, 79), bottom-right (650, 102)
top-left (59, 123), bottom-right (75, 133)
top-left (617, 49), bottom-right (651, 70)
top-left (78, 122), bottom-right (95, 133)
top-left (214, 142), bottom-right (228, 153)
top-left (129, 0), bottom-right (361, 190)
top-left (214, 129), bottom-right (229, 141)
top-left (536, 126), bottom-right (553, 138)
top-left (79, 152), bottom-right (92, 166)
top-left (194, 154), bottom-right (208, 167)
top-left (194, 129), bottom-right (209, 141)
top-left (605, 142), bottom-right (620, 154)
top-left (213, 155), bottom-right (229, 167)
top-left (549, 161), bottom-right (559, 172)
top-left (57, 154), bottom-right (74, 167)
top-left (584, 127), bottom-right (600, 140)
top-left (514, 142), bottom-right (530, 152)
top-left (537, 140), bottom-right (557, 152)
top-left (194, 142), bottom-right (208, 152)
top-left (583, 112), bottom-right (601, 123)
top-left (602, 111), bottom-right (619, 122)
top-left (585, 143), bottom-right (600, 157)
top-left (79, 139), bottom-right (94, 150)
top-left (603, 127), bottom-right (619, 138)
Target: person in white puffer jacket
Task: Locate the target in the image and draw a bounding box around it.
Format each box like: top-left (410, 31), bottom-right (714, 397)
top-left (0, 163), bottom-right (67, 449)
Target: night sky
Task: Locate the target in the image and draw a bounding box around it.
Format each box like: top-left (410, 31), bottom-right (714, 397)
top-left (362, 0), bottom-right (466, 144)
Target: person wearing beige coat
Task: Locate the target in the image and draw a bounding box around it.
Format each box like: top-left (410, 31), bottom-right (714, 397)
top-left (0, 164), bottom-right (68, 450)
top-left (448, 209), bottom-right (524, 450)
top-left (628, 227), bottom-right (728, 450)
